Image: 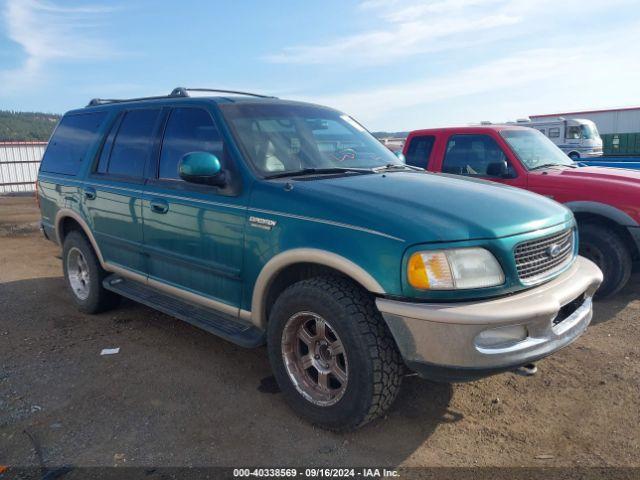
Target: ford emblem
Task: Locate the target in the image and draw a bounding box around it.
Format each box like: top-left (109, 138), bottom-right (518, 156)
top-left (548, 244), bottom-right (562, 258)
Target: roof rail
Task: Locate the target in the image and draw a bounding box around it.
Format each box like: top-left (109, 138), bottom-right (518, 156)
top-left (86, 87), bottom-right (275, 107)
top-left (170, 87), bottom-right (276, 99)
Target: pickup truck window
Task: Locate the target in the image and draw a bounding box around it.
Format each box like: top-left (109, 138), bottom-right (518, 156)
top-left (501, 129), bottom-right (573, 170)
top-left (220, 103), bottom-right (399, 176)
top-left (442, 134), bottom-right (507, 177)
top-left (159, 108), bottom-right (225, 180)
top-left (405, 135), bottom-right (435, 168)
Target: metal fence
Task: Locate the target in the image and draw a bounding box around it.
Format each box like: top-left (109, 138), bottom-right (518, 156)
top-left (0, 142), bottom-right (46, 194)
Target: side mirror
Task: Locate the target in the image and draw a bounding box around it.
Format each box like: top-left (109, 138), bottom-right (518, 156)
top-left (486, 161), bottom-right (516, 179)
top-left (394, 151), bottom-right (406, 163)
top-left (178, 152), bottom-right (226, 187)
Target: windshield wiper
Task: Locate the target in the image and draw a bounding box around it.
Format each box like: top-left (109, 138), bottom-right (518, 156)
top-left (264, 167), bottom-right (373, 179)
top-left (529, 163), bottom-right (568, 171)
top-left (372, 163), bottom-right (424, 173)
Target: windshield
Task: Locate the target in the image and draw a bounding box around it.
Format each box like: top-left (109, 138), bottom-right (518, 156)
top-left (581, 123), bottom-right (599, 140)
top-left (501, 129), bottom-right (574, 169)
top-left (219, 103), bottom-right (400, 176)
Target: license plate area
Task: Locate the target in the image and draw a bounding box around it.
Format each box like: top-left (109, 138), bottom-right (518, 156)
top-left (553, 294), bottom-right (586, 327)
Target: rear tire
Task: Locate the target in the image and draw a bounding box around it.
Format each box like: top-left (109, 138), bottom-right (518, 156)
top-left (579, 223), bottom-right (631, 298)
top-left (569, 152), bottom-right (580, 160)
top-left (267, 276), bottom-right (403, 431)
top-left (62, 230), bottom-right (120, 314)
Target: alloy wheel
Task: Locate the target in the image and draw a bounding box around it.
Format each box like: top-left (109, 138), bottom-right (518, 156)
top-left (281, 312), bottom-right (348, 406)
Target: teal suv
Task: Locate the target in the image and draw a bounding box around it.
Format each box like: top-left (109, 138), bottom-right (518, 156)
top-left (38, 88), bottom-right (603, 430)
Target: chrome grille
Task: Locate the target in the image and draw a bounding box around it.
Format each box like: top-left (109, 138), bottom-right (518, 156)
top-left (515, 229), bottom-right (574, 283)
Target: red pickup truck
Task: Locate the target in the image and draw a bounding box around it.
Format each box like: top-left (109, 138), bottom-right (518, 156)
top-left (403, 125), bottom-right (640, 297)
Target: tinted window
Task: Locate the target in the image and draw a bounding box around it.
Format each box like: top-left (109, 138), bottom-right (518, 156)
top-left (96, 113), bottom-right (122, 174)
top-left (40, 112), bottom-right (107, 176)
top-left (405, 135), bottom-right (435, 168)
top-left (442, 134), bottom-right (509, 177)
top-left (159, 108), bottom-right (223, 180)
top-left (548, 127), bottom-right (560, 138)
top-left (107, 109), bottom-right (161, 178)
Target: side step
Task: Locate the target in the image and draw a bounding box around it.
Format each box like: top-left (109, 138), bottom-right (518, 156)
top-left (103, 275), bottom-right (264, 348)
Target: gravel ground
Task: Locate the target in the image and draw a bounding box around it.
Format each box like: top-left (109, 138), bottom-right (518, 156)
top-left (0, 196), bottom-right (638, 471)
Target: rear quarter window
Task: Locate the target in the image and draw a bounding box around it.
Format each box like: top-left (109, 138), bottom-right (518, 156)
top-left (40, 112), bottom-right (107, 176)
top-left (405, 135), bottom-right (435, 168)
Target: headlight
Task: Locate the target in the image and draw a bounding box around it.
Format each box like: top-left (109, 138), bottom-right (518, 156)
top-left (407, 248), bottom-right (505, 290)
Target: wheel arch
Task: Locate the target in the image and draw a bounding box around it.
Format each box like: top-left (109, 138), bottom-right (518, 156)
top-left (567, 201), bottom-right (639, 259)
top-left (251, 248), bottom-right (385, 329)
top-left (54, 209), bottom-right (105, 266)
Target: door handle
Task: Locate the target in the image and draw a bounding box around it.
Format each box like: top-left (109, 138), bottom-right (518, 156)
top-left (150, 199), bottom-right (169, 214)
top-left (83, 187), bottom-right (96, 200)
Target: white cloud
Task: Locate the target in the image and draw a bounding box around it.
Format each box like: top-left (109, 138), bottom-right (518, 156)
top-left (302, 48), bottom-right (571, 119)
top-left (265, 0), bottom-right (636, 67)
top-left (265, 0), bottom-right (520, 66)
top-left (294, 22), bottom-right (640, 129)
top-left (1, 0), bottom-right (119, 90)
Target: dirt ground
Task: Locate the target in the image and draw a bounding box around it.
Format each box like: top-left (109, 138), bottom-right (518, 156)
top-left (1, 195), bottom-right (639, 470)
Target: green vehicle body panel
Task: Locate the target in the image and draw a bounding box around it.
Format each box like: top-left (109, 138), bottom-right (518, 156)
top-left (38, 97), bottom-right (576, 330)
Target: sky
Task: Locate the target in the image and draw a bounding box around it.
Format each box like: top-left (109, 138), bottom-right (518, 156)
top-left (1, 0), bottom-right (639, 131)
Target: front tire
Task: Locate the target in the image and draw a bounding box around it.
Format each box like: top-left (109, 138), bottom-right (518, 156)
top-left (62, 230), bottom-right (120, 314)
top-left (579, 223), bottom-right (631, 298)
top-left (267, 276), bottom-right (403, 431)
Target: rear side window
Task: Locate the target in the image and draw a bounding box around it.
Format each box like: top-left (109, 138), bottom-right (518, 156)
top-left (159, 108), bottom-right (224, 180)
top-left (405, 135), bottom-right (435, 168)
top-left (40, 112), bottom-right (107, 176)
top-left (105, 109), bottom-right (161, 178)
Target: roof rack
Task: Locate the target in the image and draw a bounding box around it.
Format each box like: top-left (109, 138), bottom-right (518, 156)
top-left (87, 87), bottom-right (275, 107)
top-left (170, 87), bottom-right (276, 99)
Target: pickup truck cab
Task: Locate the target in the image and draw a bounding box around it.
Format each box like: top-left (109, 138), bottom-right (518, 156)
top-left (38, 89), bottom-right (602, 430)
top-left (404, 126), bottom-right (639, 297)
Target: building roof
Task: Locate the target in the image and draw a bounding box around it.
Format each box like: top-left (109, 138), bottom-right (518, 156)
top-left (530, 106), bottom-right (640, 118)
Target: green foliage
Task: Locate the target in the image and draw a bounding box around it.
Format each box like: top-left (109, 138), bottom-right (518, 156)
top-left (0, 110), bottom-right (61, 142)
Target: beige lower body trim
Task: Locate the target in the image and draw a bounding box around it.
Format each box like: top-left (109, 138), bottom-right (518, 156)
top-left (105, 263), bottom-right (147, 284)
top-left (56, 209), bottom-right (251, 324)
top-left (55, 209), bottom-right (105, 265)
top-left (104, 263), bottom-right (246, 321)
top-left (250, 248), bottom-right (386, 329)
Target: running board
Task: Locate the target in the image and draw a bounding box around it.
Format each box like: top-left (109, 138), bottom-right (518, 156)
top-left (103, 275), bottom-right (264, 348)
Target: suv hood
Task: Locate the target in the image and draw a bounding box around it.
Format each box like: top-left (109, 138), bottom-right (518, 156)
top-left (262, 171), bottom-right (573, 244)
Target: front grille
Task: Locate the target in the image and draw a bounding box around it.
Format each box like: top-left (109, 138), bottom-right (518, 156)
top-left (515, 228), bottom-right (574, 284)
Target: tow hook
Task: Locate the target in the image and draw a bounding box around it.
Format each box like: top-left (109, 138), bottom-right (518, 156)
top-left (513, 363), bottom-right (537, 377)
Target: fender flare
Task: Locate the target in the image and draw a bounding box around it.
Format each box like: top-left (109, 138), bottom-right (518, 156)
top-left (54, 209), bottom-right (106, 266)
top-left (250, 248), bottom-right (385, 329)
top-left (565, 201), bottom-right (639, 227)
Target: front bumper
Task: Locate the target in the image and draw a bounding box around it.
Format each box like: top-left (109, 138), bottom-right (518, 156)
top-left (578, 150), bottom-right (604, 158)
top-left (377, 256), bottom-right (603, 382)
